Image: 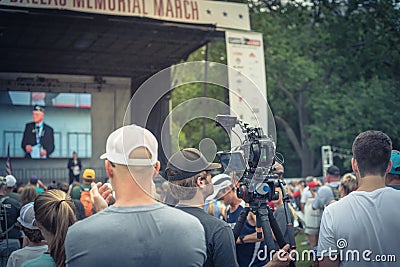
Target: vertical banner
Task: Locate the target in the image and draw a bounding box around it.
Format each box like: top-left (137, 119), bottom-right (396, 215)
top-left (226, 30), bottom-right (268, 147)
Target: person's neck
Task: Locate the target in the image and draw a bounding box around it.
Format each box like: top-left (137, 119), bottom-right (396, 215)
top-left (112, 174), bottom-right (158, 206)
top-left (27, 240), bottom-right (47, 247)
top-left (229, 197), bottom-right (243, 212)
top-left (357, 175), bottom-right (386, 192)
top-left (113, 182), bottom-right (157, 206)
top-left (114, 191), bottom-right (157, 206)
top-left (178, 191), bottom-right (205, 208)
top-left (41, 232), bottom-right (53, 253)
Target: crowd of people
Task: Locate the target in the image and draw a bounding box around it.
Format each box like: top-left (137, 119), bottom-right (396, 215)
top-left (0, 126), bottom-right (399, 267)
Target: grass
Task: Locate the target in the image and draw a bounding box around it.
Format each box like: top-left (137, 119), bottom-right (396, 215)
top-left (294, 231), bottom-right (312, 267)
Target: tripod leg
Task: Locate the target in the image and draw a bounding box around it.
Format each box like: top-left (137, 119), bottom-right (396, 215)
top-left (233, 207), bottom-right (250, 241)
top-left (264, 205), bottom-right (297, 267)
top-left (266, 205), bottom-right (287, 249)
top-left (257, 207), bottom-right (278, 257)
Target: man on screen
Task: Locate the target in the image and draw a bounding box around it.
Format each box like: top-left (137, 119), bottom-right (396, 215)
top-left (21, 105), bottom-right (55, 159)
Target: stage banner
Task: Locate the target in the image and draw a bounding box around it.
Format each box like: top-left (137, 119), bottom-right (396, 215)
top-left (225, 30), bottom-right (268, 147)
top-left (0, 0), bottom-right (250, 31)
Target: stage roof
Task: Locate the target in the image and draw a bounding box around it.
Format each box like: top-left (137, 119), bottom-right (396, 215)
top-left (0, 7), bottom-right (225, 84)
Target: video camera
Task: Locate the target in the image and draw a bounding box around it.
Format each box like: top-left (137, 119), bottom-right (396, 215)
top-left (215, 115), bottom-right (279, 205)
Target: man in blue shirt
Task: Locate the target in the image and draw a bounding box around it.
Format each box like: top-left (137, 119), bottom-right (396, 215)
top-left (385, 150), bottom-right (400, 190)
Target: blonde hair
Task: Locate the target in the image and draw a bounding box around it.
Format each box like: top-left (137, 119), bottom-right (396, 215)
top-left (340, 173), bottom-right (357, 197)
top-left (34, 190), bottom-right (76, 267)
top-left (21, 185), bottom-right (39, 206)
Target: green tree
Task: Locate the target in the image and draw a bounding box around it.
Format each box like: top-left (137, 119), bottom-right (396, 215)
top-left (251, 0), bottom-right (400, 176)
top-left (173, 0), bottom-right (400, 177)
top-left (171, 42), bottom-right (231, 153)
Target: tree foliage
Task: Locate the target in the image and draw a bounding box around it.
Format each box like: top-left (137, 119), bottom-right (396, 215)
top-left (171, 42), bottom-right (231, 153)
top-left (251, 0), bottom-right (400, 176)
top-left (172, 0), bottom-right (400, 177)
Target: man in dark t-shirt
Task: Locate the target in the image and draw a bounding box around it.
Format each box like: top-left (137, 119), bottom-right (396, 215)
top-left (0, 176), bottom-right (21, 266)
top-left (166, 148), bottom-right (239, 267)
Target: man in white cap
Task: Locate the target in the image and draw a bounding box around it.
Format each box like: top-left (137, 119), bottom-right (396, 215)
top-left (7, 202), bottom-right (48, 267)
top-left (65, 125), bottom-right (206, 267)
top-left (5, 175), bottom-right (21, 203)
top-left (0, 176), bottom-right (21, 265)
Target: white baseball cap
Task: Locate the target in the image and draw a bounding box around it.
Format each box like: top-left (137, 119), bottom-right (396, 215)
top-left (100, 124), bottom-right (158, 166)
top-left (5, 175), bottom-right (16, 187)
top-left (17, 202), bottom-right (39, 230)
top-left (206, 173), bottom-right (233, 201)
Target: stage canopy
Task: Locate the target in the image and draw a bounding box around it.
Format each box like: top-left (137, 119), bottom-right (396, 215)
top-left (0, 1), bottom-right (252, 180)
top-left (0, 0), bottom-right (250, 84)
top-left (0, 9), bottom-right (225, 86)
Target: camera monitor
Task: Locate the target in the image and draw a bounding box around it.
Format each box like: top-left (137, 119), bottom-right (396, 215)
top-left (217, 151), bottom-right (247, 173)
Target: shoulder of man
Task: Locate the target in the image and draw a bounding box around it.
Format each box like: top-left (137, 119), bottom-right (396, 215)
top-left (0, 196), bottom-right (21, 212)
top-left (161, 205), bottom-right (205, 228)
top-left (25, 122), bottom-right (35, 128)
top-left (1, 195), bottom-right (20, 208)
top-left (43, 123), bottom-right (54, 131)
top-left (201, 209), bottom-right (231, 230)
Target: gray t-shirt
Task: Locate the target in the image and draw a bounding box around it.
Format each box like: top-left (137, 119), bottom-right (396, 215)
top-left (7, 245), bottom-right (48, 267)
top-left (318, 187), bottom-right (400, 266)
top-left (312, 185), bottom-right (335, 210)
top-left (65, 202), bottom-right (206, 267)
top-left (273, 205), bottom-right (296, 248)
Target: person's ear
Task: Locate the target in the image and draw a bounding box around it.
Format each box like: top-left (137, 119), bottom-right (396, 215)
top-left (197, 176), bottom-right (206, 187)
top-left (154, 161), bottom-right (160, 172)
top-left (152, 161), bottom-right (161, 178)
top-left (105, 160), bottom-right (114, 179)
top-left (351, 158), bottom-right (358, 174)
top-left (35, 220), bottom-right (43, 231)
top-left (386, 160), bottom-right (393, 174)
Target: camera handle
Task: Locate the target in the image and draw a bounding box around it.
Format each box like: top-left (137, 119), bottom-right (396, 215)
top-left (232, 204), bottom-right (296, 267)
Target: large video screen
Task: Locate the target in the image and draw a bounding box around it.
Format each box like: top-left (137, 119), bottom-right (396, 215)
top-left (0, 91), bottom-right (92, 159)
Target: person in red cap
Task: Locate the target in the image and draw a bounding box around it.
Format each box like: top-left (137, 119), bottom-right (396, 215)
top-left (303, 180), bottom-right (321, 250)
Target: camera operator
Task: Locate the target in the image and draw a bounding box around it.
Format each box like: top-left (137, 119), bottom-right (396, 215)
top-left (211, 175), bottom-right (268, 267)
top-left (270, 163), bottom-right (297, 246)
top-left (166, 148), bottom-right (238, 267)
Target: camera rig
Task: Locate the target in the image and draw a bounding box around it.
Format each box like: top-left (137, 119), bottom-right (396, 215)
top-left (216, 115), bottom-right (296, 266)
top-left (215, 114), bottom-right (278, 204)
